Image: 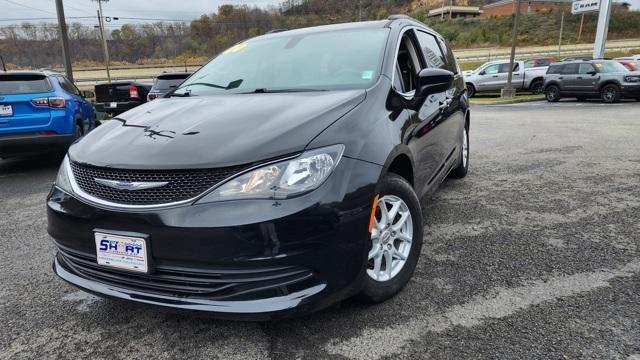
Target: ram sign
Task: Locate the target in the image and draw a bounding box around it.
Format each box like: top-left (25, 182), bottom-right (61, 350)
top-left (572, 0), bottom-right (600, 14)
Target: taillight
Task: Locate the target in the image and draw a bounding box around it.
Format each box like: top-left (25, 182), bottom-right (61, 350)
top-left (31, 97), bottom-right (66, 108)
top-left (48, 97), bottom-right (66, 108)
top-left (32, 98), bottom-right (49, 106)
top-left (129, 85), bottom-right (140, 99)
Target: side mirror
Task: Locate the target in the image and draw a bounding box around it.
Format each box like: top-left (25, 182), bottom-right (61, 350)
top-left (82, 90), bottom-right (95, 98)
top-left (479, 70), bottom-right (486, 76)
top-left (587, 70), bottom-right (597, 76)
top-left (416, 68), bottom-right (454, 99)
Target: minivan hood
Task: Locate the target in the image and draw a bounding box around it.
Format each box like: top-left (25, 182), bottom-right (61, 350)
top-left (70, 90), bottom-right (366, 169)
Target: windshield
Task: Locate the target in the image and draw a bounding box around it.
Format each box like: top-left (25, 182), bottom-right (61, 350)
top-left (0, 74), bottom-right (52, 94)
top-left (174, 28), bottom-right (389, 95)
top-left (593, 61), bottom-right (629, 73)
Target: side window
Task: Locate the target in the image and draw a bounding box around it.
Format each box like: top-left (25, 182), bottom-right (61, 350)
top-left (55, 76), bottom-right (80, 95)
top-left (483, 64), bottom-right (499, 75)
top-left (414, 30), bottom-right (446, 70)
top-left (437, 37), bottom-right (459, 74)
top-left (498, 63), bottom-right (518, 73)
top-left (547, 65), bottom-right (562, 74)
top-left (561, 64), bottom-right (579, 74)
top-left (578, 63), bottom-right (595, 74)
top-left (395, 31), bottom-right (422, 93)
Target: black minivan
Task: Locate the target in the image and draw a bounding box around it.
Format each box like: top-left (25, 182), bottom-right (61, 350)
top-left (47, 16), bottom-right (470, 320)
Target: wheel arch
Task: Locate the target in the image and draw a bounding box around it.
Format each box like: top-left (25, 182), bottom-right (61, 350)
top-left (598, 80), bottom-right (621, 92)
top-left (381, 148), bottom-right (415, 187)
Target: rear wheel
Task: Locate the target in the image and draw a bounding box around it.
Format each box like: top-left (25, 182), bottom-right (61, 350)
top-left (449, 126), bottom-right (469, 179)
top-left (358, 174), bottom-right (423, 303)
top-left (545, 85), bottom-right (561, 102)
top-left (530, 80), bottom-right (543, 94)
top-left (466, 83), bottom-right (476, 98)
top-left (601, 84), bottom-right (621, 103)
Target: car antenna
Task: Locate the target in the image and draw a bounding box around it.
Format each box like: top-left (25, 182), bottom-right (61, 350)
top-left (0, 56), bottom-right (6, 72)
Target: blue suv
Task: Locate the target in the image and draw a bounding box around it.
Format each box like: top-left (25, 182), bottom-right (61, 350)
top-left (0, 70), bottom-right (96, 158)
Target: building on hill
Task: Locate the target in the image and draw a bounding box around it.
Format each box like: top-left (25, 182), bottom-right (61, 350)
top-left (482, 0), bottom-right (571, 16)
top-left (428, 5), bottom-right (483, 18)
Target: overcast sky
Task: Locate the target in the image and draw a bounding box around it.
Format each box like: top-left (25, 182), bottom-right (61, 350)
top-left (0, 0), bottom-right (638, 26)
top-left (0, 0), bottom-right (282, 25)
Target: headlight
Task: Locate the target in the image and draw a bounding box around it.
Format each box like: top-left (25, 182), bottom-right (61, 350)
top-left (54, 156), bottom-right (74, 193)
top-left (198, 144), bottom-right (344, 203)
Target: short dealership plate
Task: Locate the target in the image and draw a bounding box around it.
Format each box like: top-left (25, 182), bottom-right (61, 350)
top-left (94, 232), bottom-right (148, 273)
top-left (0, 105), bottom-right (12, 116)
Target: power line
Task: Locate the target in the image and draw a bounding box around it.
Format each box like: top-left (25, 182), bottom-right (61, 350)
top-left (0, 0), bottom-right (56, 15)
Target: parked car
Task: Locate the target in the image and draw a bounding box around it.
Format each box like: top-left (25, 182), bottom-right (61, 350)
top-left (147, 72), bottom-right (192, 101)
top-left (561, 55), bottom-right (593, 61)
top-left (47, 16), bottom-right (470, 320)
top-left (93, 81), bottom-right (151, 117)
top-left (523, 56), bottom-right (556, 68)
top-left (544, 59), bottom-right (640, 103)
top-left (0, 70), bottom-right (96, 158)
top-left (464, 60), bottom-right (547, 96)
top-left (615, 58), bottom-right (639, 72)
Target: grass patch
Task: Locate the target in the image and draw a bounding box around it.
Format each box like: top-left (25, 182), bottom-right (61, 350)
top-left (470, 93), bottom-right (545, 105)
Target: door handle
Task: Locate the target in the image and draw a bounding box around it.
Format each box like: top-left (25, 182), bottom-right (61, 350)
top-left (558, 77), bottom-right (564, 80)
top-left (577, 76), bottom-right (583, 79)
top-left (492, 75), bottom-right (499, 78)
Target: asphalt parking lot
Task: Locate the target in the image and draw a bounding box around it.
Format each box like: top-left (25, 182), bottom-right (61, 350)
top-left (1, 101), bottom-right (639, 359)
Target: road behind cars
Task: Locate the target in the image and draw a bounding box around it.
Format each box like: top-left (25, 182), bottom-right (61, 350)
top-left (0, 101), bottom-right (638, 359)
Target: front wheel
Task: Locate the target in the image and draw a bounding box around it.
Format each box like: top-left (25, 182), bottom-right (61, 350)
top-left (466, 83), bottom-right (476, 98)
top-left (601, 84), bottom-right (621, 103)
top-left (545, 85), bottom-right (561, 102)
top-left (358, 174), bottom-right (423, 303)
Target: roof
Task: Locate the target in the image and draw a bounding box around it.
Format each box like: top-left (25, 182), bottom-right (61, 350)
top-left (258, 20), bottom-right (390, 40)
top-left (0, 69), bottom-right (61, 76)
top-left (428, 6), bottom-right (482, 16)
top-left (483, 0), bottom-right (571, 8)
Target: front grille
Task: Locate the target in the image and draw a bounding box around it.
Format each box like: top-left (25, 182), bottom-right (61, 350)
top-left (70, 161), bottom-right (248, 205)
top-left (57, 247), bottom-right (317, 301)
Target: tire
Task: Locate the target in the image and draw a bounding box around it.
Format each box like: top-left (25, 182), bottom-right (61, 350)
top-left (466, 83), bottom-right (476, 98)
top-left (530, 80), bottom-right (543, 94)
top-left (358, 173), bottom-right (423, 303)
top-left (449, 125), bottom-right (469, 179)
top-left (545, 85), bottom-right (561, 102)
top-left (601, 84), bottom-right (621, 103)
top-left (73, 122), bottom-right (83, 142)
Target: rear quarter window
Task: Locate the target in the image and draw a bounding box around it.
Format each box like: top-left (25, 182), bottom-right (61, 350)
top-left (547, 65), bottom-right (563, 74)
top-left (0, 74), bottom-right (53, 94)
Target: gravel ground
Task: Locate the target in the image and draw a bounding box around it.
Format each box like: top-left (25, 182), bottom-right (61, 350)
top-left (0, 100), bottom-right (638, 359)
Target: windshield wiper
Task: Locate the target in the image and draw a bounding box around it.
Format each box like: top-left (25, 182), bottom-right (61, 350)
top-left (247, 88), bottom-right (328, 94)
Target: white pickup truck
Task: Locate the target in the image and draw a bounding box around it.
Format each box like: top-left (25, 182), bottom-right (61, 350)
top-left (463, 60), bottom-right (548, 97)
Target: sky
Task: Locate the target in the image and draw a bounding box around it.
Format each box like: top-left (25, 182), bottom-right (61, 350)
top-left (0, 0), bottom-right (638, 26)
top-left (0, 0), bottom-right (283, 26)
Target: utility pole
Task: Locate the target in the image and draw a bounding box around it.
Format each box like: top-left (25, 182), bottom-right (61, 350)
top-left (54, 0), bottom-right (73, 82)
top-left (577, 13), bottom-right (585, 43)
top-left (502, 0), bottom-right (522, 99)
top-left (441, 0), bottom-right (445, 20)
top-left (593, 0), bottom-right (613, 59)
top-left (557, 11), bottom-right (565, 57)
top-left (93, 0), bottom-right (111, 83)
top-left (449, 0), bottom-right (453, 19)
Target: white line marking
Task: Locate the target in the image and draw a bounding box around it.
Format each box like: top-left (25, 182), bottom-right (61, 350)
top-left (325, 260), bottom-right (640, 360)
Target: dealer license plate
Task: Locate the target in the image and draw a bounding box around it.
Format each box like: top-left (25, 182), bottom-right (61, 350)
top-left (95, 232), bottom-right (148, 273)
top-left (108, 102), bottom-right (117, 108)
top-left (0, 105), bottom-right (12, 116)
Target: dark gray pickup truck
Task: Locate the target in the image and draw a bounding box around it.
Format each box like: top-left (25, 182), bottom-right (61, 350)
top-left (94, 81), bottom-right (152, 117)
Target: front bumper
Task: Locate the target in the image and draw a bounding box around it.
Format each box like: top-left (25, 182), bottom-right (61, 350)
top-left (0, 132), bottom-right (73, 156)
top-left (47, 157), bottom-right (381, 319)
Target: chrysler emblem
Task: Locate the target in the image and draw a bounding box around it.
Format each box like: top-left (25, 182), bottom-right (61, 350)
top-left (94, 178), bottom-right (168, 191)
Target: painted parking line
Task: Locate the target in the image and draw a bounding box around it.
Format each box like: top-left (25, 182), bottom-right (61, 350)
top-left (325, 259), bottom-right (640, 360)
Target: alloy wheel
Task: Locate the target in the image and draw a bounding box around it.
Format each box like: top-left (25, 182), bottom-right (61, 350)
top-left (367, 195), bottom-right (413, 282)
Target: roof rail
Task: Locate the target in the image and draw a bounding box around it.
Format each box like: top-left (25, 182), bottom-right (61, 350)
top-left (388, 14), bottom-right (413, 20)
top-left (265, 28), bottom-right (288, 34)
